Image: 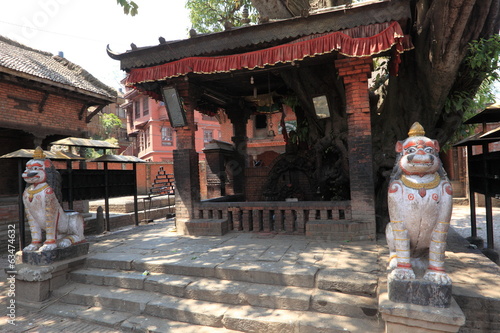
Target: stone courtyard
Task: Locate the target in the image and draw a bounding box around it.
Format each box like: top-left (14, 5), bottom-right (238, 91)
top-left (0, 204), bottom-right (499, 332)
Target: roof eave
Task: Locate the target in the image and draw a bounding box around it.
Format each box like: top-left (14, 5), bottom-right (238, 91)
top-left (109, 0), bottom-right (411, 71)
top-left (0, 66), bottom-right (116, 104)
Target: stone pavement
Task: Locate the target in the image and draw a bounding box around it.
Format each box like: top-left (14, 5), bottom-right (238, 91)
top-left (450, 204), bottom-right (500, 251)
top-left (0, 204), bottom-right (499, 332)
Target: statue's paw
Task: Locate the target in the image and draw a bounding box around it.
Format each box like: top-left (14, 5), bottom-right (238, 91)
top-left (39, 243), bottom-right (57, 251)
top-left (58, 239), bottom-right (72, 248)
top-left (23, 243), bottom-right (41, 251)
top-left (388, 255), bottom-right (398, 271)
top-left (424, 271), bottom-right (452, 285)
top-left (390, 268), bottom-right (416, 280)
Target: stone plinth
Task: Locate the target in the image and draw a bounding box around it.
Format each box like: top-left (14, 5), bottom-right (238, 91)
top-left (379, 284), bottom-right (465, 333)
top-left (14, 244), bottom-right (89, 307)
top-left (20, 242), bottom-right (89, 265)
top-left (388, 274), bottom-right (452, 308)
top-left (179, 219), bottom-right (228, 236)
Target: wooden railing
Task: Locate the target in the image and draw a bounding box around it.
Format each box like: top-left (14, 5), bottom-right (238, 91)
top-left (194, 201), bottom-right (351, 234)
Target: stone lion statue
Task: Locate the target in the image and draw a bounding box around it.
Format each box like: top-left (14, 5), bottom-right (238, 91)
top-left (22, 147), bottom-right (85, 252)
top-left (386, 122), bottom-right (453, 285)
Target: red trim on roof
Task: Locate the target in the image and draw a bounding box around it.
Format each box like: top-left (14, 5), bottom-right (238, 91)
top-left (126, 21), bottom-right (413, 88)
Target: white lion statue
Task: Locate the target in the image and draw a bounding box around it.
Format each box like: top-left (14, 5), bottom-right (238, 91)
top-left (386, 122), bottom-right (453, 285)
top-left (22, 147), bottom-right (85, 252)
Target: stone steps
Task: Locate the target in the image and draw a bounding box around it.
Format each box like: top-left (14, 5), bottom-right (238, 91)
top-left (69, 268), bottom-right (378, 318)
top-left (47, 250), bottom-right (384, 332)
top-left (41, 302), bottom-right (239, 332)
top-left (84, 252), bottom-right (378, 296)
top-left (53, 283), bottom-right (382, 333)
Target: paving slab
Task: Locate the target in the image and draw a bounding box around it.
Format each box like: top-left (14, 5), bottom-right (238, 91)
top-left (54, 283), bottom-right (158, 314)
top-left (86, 252), bottom-right (145, 270)
top-left (221, 305), bottom-right (296, 333)
top-left (215, 260), bottom-right (318, 287)
top-left (317, 268), bottom-right (379, 296)
top-left (297, 311), bottom-right (383, 333)
top-left (144, 273), bottom-right (194, 297)
top-left (43, 303), bottom-right (131, 327)
top-left (243, 283), bottom-right (312, 311)
top-left (144, 294), bottom-right (229, 327)
top-left (132, 252), bottom-right (224, 277)
top-left (122, 315), bottom-right (240, 332)
top-left (311, 289), bottom-right (378, 318)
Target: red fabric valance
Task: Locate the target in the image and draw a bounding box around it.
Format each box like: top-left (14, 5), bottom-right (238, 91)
top-left (126, 21), bottom-right (413, 87)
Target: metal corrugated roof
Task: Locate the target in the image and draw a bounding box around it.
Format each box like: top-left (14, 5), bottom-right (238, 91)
top-left (0, 149), bottom-right (85, 160)
top-left (453, 129), bottom-right (500, 147)
top-left (50, 137), bottom-right (120, 149)
top-left (92, 155), bottom-right (146, 163)
top-left (464, 103), bottom-right (500, 124)
top-left (108, 0), bottom-right (410, 70)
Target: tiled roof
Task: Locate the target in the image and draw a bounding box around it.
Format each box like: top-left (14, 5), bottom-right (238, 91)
top-left (0, 36), bottom-right (116, 100)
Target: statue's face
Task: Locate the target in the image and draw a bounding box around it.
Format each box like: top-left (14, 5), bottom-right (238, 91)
top-left (396, 136), bottom-right (441, 176)
top-left (22, 159), bottom-right (48, 184)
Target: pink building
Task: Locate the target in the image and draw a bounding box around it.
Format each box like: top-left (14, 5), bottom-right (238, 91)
top-left (121, 88), bottom-right (220, 162)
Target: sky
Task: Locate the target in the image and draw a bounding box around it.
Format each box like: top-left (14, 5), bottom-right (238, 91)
top-left (0, 0), bottom-right (191, 90)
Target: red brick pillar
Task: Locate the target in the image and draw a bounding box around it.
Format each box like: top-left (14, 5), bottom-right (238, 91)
top-left (172, 81), bottom-right (200, 223)
top-left (335, 57), bottom-right (376, 229)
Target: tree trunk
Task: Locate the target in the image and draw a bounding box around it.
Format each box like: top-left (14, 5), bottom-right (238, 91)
top-left (251, 0), bottom-right (500, 229)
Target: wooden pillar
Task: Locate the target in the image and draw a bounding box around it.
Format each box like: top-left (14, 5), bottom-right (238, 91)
top-left (226, 105), bottom-right (250, 195)
top-left (335, 57), bottom-right (376, 228)
top-left (172, 81), bottom-right (200, 224)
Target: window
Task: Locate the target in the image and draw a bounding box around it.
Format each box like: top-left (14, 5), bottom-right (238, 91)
top-left (203, 129), bottom-right (213, 145)
top-left (138, 131), bottom-right (144, 151)
top-left (255, 114), bottom-right (267, 129)
top-left (312, 95), bottom-right (330, 119)
top-left (161, 127), bottom-right (173, 146)
top-left (118, 107), bottom-right (126, 118)
top-left (142, 96), bottom-right (149, 116)
top-left (134, 100), bottom-right (140, 118)
top-left (145, 127), bottom-right (150, 148)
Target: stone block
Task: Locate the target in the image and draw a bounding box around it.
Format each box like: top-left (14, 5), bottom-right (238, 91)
top-left (179, 219), bottom-right (228, 236)
top-left (388, 274), bottom-right (452, 308)
top-left (15, 253), bottom-right (87, 305)
top-left (215, 261), bottom-right (318, 288)
top-left (20, 242), bottom-right (89, 265)
top-left (317, 268), bottom-right (378, 296)
top-left (145, 295), bottom-right (227, 327)
top-left (143, 274), bottom-right (193, 297)
top-left (379, 284), bottom-right (465, 333)
top-left (15, 279), bottom-right (50, 303)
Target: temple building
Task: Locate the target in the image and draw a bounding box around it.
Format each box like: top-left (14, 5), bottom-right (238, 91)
top-left (108, 0), bottom-right (414, 239)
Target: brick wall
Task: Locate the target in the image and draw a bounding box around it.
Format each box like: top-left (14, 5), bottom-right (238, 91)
top-left (245, 167), bottom-right (270, 201)
top-left (0, 82), bottom-right (87, 135)
top-left (0, 81), bottom-right (90, 197)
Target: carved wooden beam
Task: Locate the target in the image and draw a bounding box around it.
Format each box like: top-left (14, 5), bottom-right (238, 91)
top-left (38, 92), bottom-right (49, 113)
top-left (86, 105), bottom-right (105, 123)
top-left (78, 103), bottom-right (89, 120)
top-left (7, 95), bottom-right (38, 111)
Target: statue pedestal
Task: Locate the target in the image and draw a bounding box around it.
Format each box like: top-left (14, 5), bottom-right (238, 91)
top-left (388, 273), bottom-right (452, 308)
top-left (14, 243), bottom-right (89, 308)
top-left (379, 279), bottom-right (465, 333)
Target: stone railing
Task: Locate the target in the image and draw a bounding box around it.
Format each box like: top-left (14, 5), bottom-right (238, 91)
top-left (194, 201), bottom-right (352, 234)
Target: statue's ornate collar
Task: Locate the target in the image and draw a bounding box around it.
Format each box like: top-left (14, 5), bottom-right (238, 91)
top-left (26, 184), bottom-right (49, 201)
top-left (400, 173), bottom-right (441, 190)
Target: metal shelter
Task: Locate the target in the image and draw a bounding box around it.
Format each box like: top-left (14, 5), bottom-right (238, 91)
top-left (0, 138), bottom-right (146, 249)
top-left (454, 103), bottom-right (500, 249)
